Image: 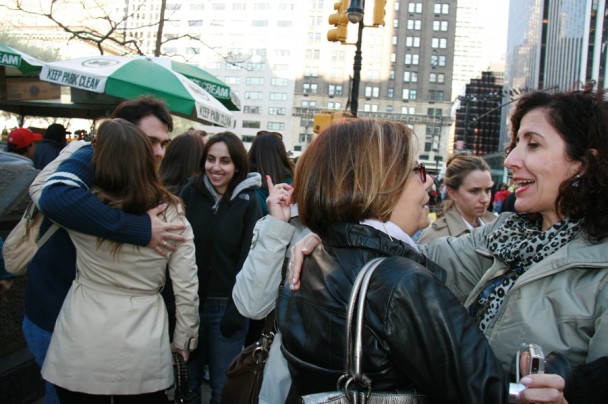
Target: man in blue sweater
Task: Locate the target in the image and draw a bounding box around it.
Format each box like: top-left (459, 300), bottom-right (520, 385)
top-left (23, 97), bottom-right (186, 404)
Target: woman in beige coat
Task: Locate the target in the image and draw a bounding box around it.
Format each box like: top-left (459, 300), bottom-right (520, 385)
top-left (417, 153), bottom-right (496, 244)
top-left (41, 119), bottom-right (199, 403)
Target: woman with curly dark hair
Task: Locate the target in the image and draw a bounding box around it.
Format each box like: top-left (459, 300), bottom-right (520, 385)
top-left (421, 88), bottom-right (608, 403)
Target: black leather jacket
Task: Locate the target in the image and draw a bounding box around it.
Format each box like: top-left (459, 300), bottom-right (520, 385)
top-left (277, 223), bottom-right (509, 403)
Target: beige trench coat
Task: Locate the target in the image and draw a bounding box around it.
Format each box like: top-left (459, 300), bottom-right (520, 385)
top-left (417, 205), bottom-right (497, 244)
top-left (42, 203), bottom-right (199, 395)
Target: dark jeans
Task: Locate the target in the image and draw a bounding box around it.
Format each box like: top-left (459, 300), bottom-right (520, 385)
top-left (55, 386), bottom-right (165, 404)
top-left (187, 297), bottom-right (248, 404)
top-left (22, 315), bottom-right (60, 404)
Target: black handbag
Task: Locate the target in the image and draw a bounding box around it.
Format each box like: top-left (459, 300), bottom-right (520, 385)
top-left (166, 352), bottom-right (192, 404)
top-left (300, 258), bottom-right (432, 404)
top-left (221, 311), bottom-right (276, 404)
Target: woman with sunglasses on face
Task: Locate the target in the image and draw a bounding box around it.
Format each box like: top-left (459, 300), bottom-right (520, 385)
top-left (417, 153), bottom-right (496, 244)
top-left (276, 119), bottom-right (512, 403)
top-left (292, 90), bottom-right (608, 403)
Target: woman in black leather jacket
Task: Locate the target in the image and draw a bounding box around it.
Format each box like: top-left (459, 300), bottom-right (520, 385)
top-left (276, 119), bottom-right (538, 403)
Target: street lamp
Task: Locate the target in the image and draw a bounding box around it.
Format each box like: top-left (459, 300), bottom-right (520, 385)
top-left (347, 0), bottom-right (364, 23)
top-left (345, 1), bottom-right (364, 117)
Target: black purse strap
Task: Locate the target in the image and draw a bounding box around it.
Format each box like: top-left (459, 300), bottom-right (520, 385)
top-left (340, 257), bottom-right (386, 389)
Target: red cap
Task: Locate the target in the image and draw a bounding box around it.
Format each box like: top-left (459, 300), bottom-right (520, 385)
top-left (7, 128), bottom-right (43, 149)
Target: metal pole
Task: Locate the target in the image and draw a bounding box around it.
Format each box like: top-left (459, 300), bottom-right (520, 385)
top-left (350, 20), bottom-right (364, 118)
top-left (464, 100), bottom-right (469, 152)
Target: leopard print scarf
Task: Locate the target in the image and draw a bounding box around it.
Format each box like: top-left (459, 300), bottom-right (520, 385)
top-left (471, 214), bottom-right (581, 331)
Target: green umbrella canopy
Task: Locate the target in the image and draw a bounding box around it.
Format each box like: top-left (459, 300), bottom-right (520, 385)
top-left (141, 57), bottom-right (240, 111)
top-left (40, 56), bottom-right (233, 127)
top-left (0, 44), bottom-right (44, 76)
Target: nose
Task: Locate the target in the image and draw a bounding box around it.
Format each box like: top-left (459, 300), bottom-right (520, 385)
top-left (480, 191), bottom-right (491, 203)
top-left (152, 143), bottom-right (165, 161)
top-left (504, 146), bottom-right (521, 170)
top-left (425, 174), bottom-right (434, 187)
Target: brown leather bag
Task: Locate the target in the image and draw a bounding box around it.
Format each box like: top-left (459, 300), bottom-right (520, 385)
top-left (221, 311), bottom-right (275, 404)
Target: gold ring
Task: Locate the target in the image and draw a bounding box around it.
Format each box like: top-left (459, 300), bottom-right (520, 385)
top-left (162, 240), bottom-right (168, 248)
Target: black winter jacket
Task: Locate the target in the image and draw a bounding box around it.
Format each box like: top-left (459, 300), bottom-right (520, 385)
top-left (180, 173), bottom-right (262, 299)
top-left (277, 223), bottom-right (509, 403)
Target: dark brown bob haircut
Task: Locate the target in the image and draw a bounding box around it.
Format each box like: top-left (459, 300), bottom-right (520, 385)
top-left (293, 119), bottom-right (416, 238)
top-left (507, 88), bottom-right (608, 242)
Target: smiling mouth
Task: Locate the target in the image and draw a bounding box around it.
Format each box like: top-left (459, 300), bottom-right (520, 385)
top-left (514, 179), bottom-right (535, 188)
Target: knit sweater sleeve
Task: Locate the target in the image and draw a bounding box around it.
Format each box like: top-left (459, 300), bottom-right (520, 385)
top-left (38, 146), bottom-right (151, 246)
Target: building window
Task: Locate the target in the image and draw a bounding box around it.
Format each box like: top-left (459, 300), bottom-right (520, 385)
top-left (253, 3), bottom-right (270, 10)
top-left (427, 108), bottom-right (443, 117)
top-left (386, 105), bottom-right (393, 113)
top-left (247, 63), bottom-right (265, 70)
top-left (389, 70), bottom-right (395, 80)
top-left (269, 107), bottom-right (286, 115)
top-left (246, 77), bottom-right (265, 85)
top-left (392, 36), bottom-right (397, 45)
top-left (224, 76), bottom-right (240, 84)
top-left (277, 21), bottom-right (292, 27)
top-left (429, 73), bottom-right (445, 83)
top-left (302, 100), bottom-right (317, 108)
top-left (393, 19), bottom-right (399, 28)
top-left (401, 106), bottom-right (415, 115)
top-left (243, 106), bottom-right (261, 114)
top-left (244, 91), bottom-right (263, 100)
top-left (407, 20), bottom-right (421, 30)
top-left (388, 88), bottom-right (394, 98)
top-left (404, 54), bottom-right (419, 65)
top-left (364, 86), bottom-right (380, 98)
top-left (408, 3), bottom-right (422, 13)
top-left (267, 122), bottom-right (285, 131)
top-left (429, 90), bottom-right (445, 101)
top-left (242, 120), bottom-right (261, 129)
top-left (406, 36), bottom-right (420, 47)
top-left (252, 20), bottom-right (268, 27)
top-left (431, 54), bottom-right (447, 67)
top-left (271, 78), bottom-right (288, 86)
top-left (270, 92), bottom-right (287, 101)
top-left (433, 21), bottom-right (449, 31)
top-left (403, 71), bottom-right (418, 82)
top-left (363, 104), bottom-right (379, 112)
top-left (303, 83), bottom-right (318, 94)
top-left (434, 3), bottom-right (450, 14)
top-left (328, 84), bottom-right (343, 96)
top-left (390, 53), bottom-right (396, 62)
top-left (431, 38), bottom-right (448, 49)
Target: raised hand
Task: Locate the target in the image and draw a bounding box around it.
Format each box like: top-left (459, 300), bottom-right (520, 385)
top-left (266, 176), bottom-right (294, 222)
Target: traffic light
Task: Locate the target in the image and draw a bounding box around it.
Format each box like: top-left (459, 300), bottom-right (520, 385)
top-left (313, 110), bottom-right (355, 134)
top-left (372, 0), bottom-right (387, 26)
top-left (327, 0), bottom-right (349, 43)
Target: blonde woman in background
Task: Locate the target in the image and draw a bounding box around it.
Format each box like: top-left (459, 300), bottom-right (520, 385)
top-left (417, 153), bottom-right (496, 244)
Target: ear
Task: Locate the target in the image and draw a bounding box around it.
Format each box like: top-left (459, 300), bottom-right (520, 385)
top-left (446, 187), bottom-right (457, 201)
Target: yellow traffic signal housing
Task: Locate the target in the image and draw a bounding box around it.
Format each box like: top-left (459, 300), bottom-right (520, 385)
top-left (372, 0), bottom-right (387, 26)
top-left (313, 110), bottom-right (355, 134)
top-left (327, 0), bottom-right (350, 43)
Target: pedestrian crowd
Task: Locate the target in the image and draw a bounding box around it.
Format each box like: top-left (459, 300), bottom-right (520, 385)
top-left (1, 88), bottom-right (607, 404)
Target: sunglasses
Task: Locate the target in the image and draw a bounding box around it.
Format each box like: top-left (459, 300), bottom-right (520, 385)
top-left (413, 162), bottom-right (426, 183)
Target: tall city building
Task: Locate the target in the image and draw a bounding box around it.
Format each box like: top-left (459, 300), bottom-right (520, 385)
top-left (503, 0), bottom-right (608, 145)
top-left (119, 0), bottom-right (458, 171)
top-left (3, 0), bottom-right (483, 173)
top-left (453, 71), bottom-right (504, 156)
